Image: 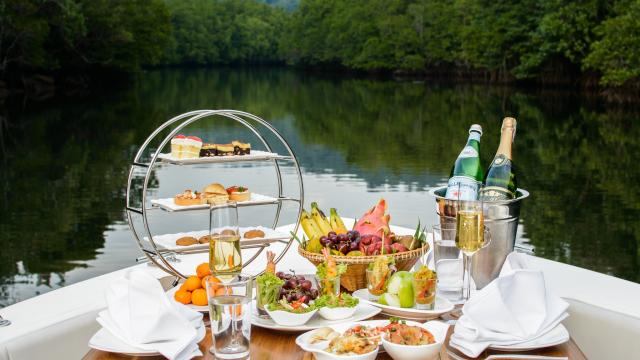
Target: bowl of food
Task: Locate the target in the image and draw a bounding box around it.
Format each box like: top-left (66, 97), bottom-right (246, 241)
top-left (314, 293), bottom-right (359, 320)
top-left (380, 320), bottom-right (449, 360)
top-left (296, 325), bottom-right (380, 360)
top-left (265, 299), bottom-right (318, 327)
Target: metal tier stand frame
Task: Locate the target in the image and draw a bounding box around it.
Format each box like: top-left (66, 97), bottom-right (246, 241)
top-left (125, 110), bottom-right (304, 279)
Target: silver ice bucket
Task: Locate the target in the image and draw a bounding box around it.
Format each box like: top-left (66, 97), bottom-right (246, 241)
top-left (428, 186), bottom-right (529, 289)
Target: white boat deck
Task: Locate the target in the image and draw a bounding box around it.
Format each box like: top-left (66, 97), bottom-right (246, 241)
top-left (1, 222), bottom-right (639, 359)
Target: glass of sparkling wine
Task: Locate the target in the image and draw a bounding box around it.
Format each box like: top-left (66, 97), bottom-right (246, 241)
top-left (205, 274), bottom-right (253, 360)
top-left (455, 197), bottom-right (491, 302)
top-left (209, 201), bottom-right (242, 280)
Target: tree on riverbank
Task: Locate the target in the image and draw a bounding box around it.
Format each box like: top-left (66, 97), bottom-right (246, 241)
top-left (1, 0), bottom-right (640, 93)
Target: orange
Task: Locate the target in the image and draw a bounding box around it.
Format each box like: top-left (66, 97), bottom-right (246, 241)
top-left (184, 276), bottom-right (202, 291)
top-left (204, 275), bottom-right (221, 291)
top-left (196, 263), bottom-right (211, 278)
top-left (174, 289), bottom-right (192, 304)
top-left (191, 289), bottom-right (208, 306)
top-left (216, 287), bottom-right (232, 296)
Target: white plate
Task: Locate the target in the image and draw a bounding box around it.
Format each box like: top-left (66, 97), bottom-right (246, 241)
top-left (166, 286), bottom-right (209, 313)
top-left (158, 150), bottom-right (289, 164)
top-left (144, 226), bottom-right (289, 251)
top-left (151, 192), bottom-right (279, 212)
top-left (352, 289), bottom-right (455, 320)
top-left (488, 324), bottom-right (570, 351)
top-left (295, 319), bottom-right (426, 357)
top-left (252, 302), bottom-right (381, 332)
top-left (88, 321), bottom-right (206, 356)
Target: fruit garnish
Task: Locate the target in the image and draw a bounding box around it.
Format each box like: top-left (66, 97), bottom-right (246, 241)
top-left (186, 135), bottom-right (202, 142)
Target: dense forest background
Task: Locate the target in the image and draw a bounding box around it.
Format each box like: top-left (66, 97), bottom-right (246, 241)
top-left (1, 0), bottom-right (639, 94)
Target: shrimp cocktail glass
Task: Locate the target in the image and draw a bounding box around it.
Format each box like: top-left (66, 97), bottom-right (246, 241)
top-left (209, 202), bottom-right (241, 280)
top-left (413, 266), bottom-right (437, 310)
top-left (316, 248), bottom-right (346, 296)
top-left (255, 251), bottom-right (283, 317)
top-left (366, 255), bottom-right (394, 300)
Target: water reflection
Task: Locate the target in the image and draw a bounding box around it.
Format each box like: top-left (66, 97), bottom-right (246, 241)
top-left (0, 68), bottom-right (638, 307)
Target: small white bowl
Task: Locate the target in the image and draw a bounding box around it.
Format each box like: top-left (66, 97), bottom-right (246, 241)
top-left (296, 338), bottom-right (378, 360)
top-left (317, 306), bottom-right (358, 321)
top-left (381, 320), bottom-right (449, 360)
top-left (265, 308), bottom-right (318, 327)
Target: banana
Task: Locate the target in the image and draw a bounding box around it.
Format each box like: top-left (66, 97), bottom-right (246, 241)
top-left (329, 208), bottom-right (348, 234)
top-left (310, 202), bottom-right (333, 235)
top-left (300, 209), bottom-right (323, 239)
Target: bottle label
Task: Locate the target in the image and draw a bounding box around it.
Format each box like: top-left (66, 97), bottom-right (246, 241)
top-left (458, 146), bottom-right (478, 158)
top-left (491, 154), bottom-right (510, 167)
top-left (445, 176), bottom-right (479, 200)
top-left (480, 186), bottom-right (513, 201)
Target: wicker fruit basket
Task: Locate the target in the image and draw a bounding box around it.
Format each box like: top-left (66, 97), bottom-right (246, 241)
top-left (298, 243), bottom-right (429, 292)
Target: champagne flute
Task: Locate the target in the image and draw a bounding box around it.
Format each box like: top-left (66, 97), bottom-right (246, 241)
top-left (209, 202), bottom-right (242, 280)
top-left (455, 196), bottom-right (491, 301)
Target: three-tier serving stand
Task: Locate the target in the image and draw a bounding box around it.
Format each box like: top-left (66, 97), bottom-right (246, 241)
top-left (125, 110), bottom-right (304, 278)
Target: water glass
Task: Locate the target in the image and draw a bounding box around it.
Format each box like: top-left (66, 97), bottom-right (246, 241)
top-left (205, 274), bottom-right (253, 360)
top-left (433, 223), bottom-right (463, 302)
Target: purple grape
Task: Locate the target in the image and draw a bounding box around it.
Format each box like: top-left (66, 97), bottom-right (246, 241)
top-left (284, 274), bottom-right (292, 280)
top-left (328, 231), bottom-right (337, 237)
top-left (300, 280), bottom-right (312, 291)
top-left (348, 230), bottom-right (359, 238)
top-left (310, 288), bottom-right (319, 299)
top-left (296, 275), bottom-right (305, 281)
top-left (329, 233), bottom-right (338, 243)
top-left (338, 243), bottom-right (349, 254)
top-left (349, 241), bottom-right (359, 251)
top-left (337, 233), bottom-right (347, 242)
top-left (286, 279), bottom-right (298, 289)
top-left (320, 236), bottom-right (330, 246)
top-left (286, 294), bottom-right (294, 302)
top-left (276, 271), bottom-right (284, 279)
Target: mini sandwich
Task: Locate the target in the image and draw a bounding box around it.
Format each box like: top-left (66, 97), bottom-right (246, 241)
top-left (226, 186), bottom-right (250, 202)
top-left (202, 183), bottom-right (229, 205)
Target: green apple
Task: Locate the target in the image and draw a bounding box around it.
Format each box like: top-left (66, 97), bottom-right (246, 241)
top-left (386, 271), bottom-right (415, 308)
top-left (378, 293), bottom-right (401, 307)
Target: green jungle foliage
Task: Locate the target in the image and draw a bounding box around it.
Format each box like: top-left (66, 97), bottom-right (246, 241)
top-left (1, 0), bottom-right (640, 87)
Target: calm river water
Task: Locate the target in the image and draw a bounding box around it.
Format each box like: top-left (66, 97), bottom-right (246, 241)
top-left (1, 68), bottom-right (638, 307)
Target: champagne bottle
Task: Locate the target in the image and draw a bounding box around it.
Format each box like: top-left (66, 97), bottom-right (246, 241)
top-left (444, 124), bottom-right (484, 201)
top-left (480, 117), bottom-right (517, 201)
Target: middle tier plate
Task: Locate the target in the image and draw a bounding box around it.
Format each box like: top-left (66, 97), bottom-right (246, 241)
top-left (144, 226), bottom-right (290, 252)
top-left (150, 193), bottom-right (279, 212)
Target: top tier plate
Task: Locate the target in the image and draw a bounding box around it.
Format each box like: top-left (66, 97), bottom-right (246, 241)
top-left (157, 150), bottom-right (291, 164)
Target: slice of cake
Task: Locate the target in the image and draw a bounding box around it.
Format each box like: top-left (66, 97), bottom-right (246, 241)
top-left (216, 143), bottom-right (235, 156)
top-left (182, 136), bottom-right (203, 159)
top-left (200, 143), bottom-right (217, 157)
top-left (232, 140), bottom-right (251, 155)
top-left (171, 135), bottom-right (186, 158)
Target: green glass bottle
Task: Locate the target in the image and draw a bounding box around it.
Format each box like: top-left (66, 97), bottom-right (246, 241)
top-left (445, 124), bottom-right (484, 200)
top-left (480, 117), bottom-right (517, 201)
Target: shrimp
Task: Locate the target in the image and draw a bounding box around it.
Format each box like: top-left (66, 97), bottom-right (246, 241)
top-left (321, 247), bottom-right (337, 279)
top-left (265, 250), bottom-right (276, 274)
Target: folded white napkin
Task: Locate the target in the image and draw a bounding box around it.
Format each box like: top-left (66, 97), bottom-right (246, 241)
top-left (450, 253), bottom-right (569, 357)
top-left (96, 269), bottom-right (204, 360)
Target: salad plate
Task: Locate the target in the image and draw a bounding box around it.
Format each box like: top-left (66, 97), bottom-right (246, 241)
top-left (352, 289), bottom-right (454, 320)
top-left (251, 302), bottom-right (381, 332)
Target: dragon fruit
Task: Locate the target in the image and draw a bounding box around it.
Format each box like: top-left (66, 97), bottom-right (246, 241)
top-left (353, 199), bottom-right (391, 241)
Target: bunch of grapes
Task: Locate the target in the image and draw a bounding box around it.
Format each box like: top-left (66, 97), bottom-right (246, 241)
top-left (318, 230), bottom-right (361, 255)
top-left (276, 271), bottom-right (318, 304)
